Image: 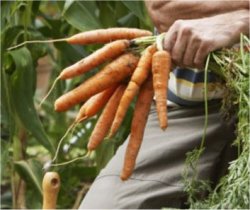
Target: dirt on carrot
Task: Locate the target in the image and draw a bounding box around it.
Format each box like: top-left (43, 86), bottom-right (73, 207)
top-left (66, 28), bottom-right (152, 45)
top-left (87, 85), bottom-right (127, 151)
top-left (75, 86), bottom-right (117, 123)
top-left (54, 53), bottom-right (139, 112)
top-left (59, 40), bottom-right (130, 79)
top-left (109, 44), bottom-right (157, 137)
top-left (120, 76), bottom-right (154, 181)
top-left (152, 50), bottom-right (171, 130)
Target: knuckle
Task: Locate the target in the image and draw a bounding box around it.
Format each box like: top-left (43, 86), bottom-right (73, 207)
top-left (181, 25), bottom-right (192, 36)
top-left (174, 19), bottom-right (184, 28)
top-left (183, 58), bottom-right (191, 67)
top-left (193, 59), bottom-right (201, 66)
top-left (194, 59), bottom-right (204, 69)
top-left (201, 38), bottom-right (214, 51)
top-left (192, 34), bottom-right (202, 44)
top-left (171, 51), bottom-right (179, 63)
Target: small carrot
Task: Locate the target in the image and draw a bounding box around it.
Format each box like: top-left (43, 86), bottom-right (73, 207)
top-left (152, 50), bottom-right (171, 130)
top-left (109, 44), bottom-right (157, 137)
top-left (7, 28), bottom-right (152, 51)
top-left (39, 40), bottom-right (129, 107)
top-left (51, 86), bottom-right (117, 163)
top-left (75, 86), bottom-right (117, 123)
top-left (120, 76), bottom-right (154, 181)
top-left (54, 53), bottom-right (139, 112)
top-left (59, 40), bottom-right (130, 79)
top-left (66, 28), bottom-right (152, 45)
top-left (87, 85), bottom-right (126, 151)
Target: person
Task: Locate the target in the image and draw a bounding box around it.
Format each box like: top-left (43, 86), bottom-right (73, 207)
top-left (79, 1), bottom-right (249, 209)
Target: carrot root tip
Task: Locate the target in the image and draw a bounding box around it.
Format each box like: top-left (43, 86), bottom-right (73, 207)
top-left (75, 116), bottom-right (88, 123)
top-left (39, 77), bottom-right (60, 109)
top-left (107, 132), bottom-right (114, 139)
top-left (86, 150), bottom-right (92, 157)
top-left (7, 38), bottom-right (67, 51)
top-left (120, 174), bottom-right (128, 181)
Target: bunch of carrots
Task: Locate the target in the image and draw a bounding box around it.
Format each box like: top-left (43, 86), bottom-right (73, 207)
top-left (10, 27), bottom-right (171, 181)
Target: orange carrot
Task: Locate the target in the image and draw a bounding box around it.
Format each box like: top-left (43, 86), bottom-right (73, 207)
top-left (7, 28), bottom-right (152, 51)
top-left (75, 86), bottom-right (117, 123)
top-left (54, 53), bottom-right (139, 112)
top-left (66, 28), bottom-right (152, 45)
top-left (109, 44), bottom-right (157, 137)
top-left (39, 40), bottom-right (128, 107)
top-left (120, 77), bottom-right (154, 181)
top-left (59, 40), bottom-right (130, 79)
top-left (152, 50), bottom-right (171, 130)
top-left (51, 86), bottom-right (117, 161)
top-left (87, 85), bottom-right (126, 151)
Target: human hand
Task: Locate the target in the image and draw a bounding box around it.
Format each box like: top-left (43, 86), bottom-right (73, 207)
top-left (163, 10), bottom-right (249, 69)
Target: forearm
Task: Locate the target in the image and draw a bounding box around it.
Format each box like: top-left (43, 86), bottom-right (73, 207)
top-left (145, 0), bottom-right (249, 32)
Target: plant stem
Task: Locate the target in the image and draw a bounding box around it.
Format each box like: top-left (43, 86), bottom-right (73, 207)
top-left (11, 128), bottom-right (26, 209)
top-left (200, 54), bottom-right (210, 150)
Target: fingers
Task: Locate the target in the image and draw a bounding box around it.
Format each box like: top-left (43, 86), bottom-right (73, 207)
top-left (163, 19), bottom-right (214, 69)
top-left (182, 35), bottom-right (200, 67)
top-left (171, 28), bottom-right (189, 67)
top-left (163, 26), bottom-right (177, 53)
top-left (164, 20), bottom-right (188, 67)
top-left (194, 38), bottom-right (214, 68)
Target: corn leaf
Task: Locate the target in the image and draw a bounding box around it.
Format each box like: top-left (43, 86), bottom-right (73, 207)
top-left (14, 159), bottom-right (43, 197)
top-left (58, 1), bottom-right (101, 31)
top-left (121, 1), bottom-right (145, 21)
top-left (6, 47), bottom-right (55, 154)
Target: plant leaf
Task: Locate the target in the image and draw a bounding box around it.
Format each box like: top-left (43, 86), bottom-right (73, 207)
top-left (0, 141), bottom-right (11, 179)
top-left (14, 159), bottom-right (43, 196)
top-left (97, 1), bottom-right (116, 27)
top-left (121, 1), bottom-right (145, 21)
top-left (62, 0), bottom-right (74, 15)
top-left (118, 12), bottom-right (139, 28)
top-left (58, 1), bottom-right (101, 31)
top-left (1, 25), bottom-right (24, 51)
top-left (5, 47), bottom-right (55, 153)
top-left (121, 0), bottom-right (153, 30)
top-left (1, 56), bottom-right (16, 142)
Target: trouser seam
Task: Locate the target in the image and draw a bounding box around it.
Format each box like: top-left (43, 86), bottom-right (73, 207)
top-left (95, 174), bottom-right (184, 188)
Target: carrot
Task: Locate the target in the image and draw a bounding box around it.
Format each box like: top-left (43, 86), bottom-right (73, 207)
top-left (51, 86), bottom-right (117, 163)
top-left (51, 88), bottom-right (118, 165)
top-left (109, 44), bottom-right (157, 137)
top-left (59, 40), bottom-right (130, 79)
top-left (75, 86), bottom-right (117, 123)
top-left (66, 28), bottom-right (152, 45)
top-left (87, 85), bottom-right (126, 151)
top-left (54, 53), bottom-right (139, 112)
top-left (39, 40), bottom-right (129, 107)
top-left (152, 50), bottom-right (171, 130)
top-left (42, 172), bottom-right (60, 209)
top-left (120, 76), bottom-right (154, 181)
top-left (7, 28), bottom-right (152, 51)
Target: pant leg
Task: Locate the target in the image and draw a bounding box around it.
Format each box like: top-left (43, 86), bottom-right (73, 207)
top-left (79, 102), bottom-right (236, 209)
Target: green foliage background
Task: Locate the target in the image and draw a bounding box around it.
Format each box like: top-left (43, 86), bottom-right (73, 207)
top-left (1, 1), bottom-right (249, 209)
top-left (1, 1), bottom-right (153, 209)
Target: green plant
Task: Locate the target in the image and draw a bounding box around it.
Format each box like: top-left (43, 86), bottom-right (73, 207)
top-left (183, 35), bottom-right (250, 209)
top-left (1, 1), bottom-right (152, 209)
top-left (3, 1), bottom-right (248, 209)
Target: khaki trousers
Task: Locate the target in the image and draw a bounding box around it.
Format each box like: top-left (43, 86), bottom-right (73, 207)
top-left (80, 102), bottom-right (236, 209)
